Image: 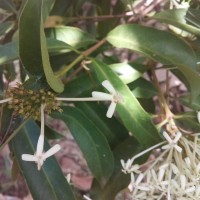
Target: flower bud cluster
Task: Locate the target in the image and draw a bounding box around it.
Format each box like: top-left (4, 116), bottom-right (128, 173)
top-left (7, 84), bottom-right (62, 120)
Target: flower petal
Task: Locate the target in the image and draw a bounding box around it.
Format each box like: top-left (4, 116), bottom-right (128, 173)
top-left (102, 80), bottom-right (116, 94)
top-left (92, 92), bottom-right (113, 100)
top-left (163, 131), bottom-right (172, 143)
top-left (43, 144), bottom-right (61, 159)
top-left (22, 154), bottom-right (37, 161)
top-left (106, 101), bottom-right (116, 118)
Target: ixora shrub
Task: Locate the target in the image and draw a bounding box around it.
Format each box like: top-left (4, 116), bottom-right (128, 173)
top-left (1, 0), bottom-right (200, 199)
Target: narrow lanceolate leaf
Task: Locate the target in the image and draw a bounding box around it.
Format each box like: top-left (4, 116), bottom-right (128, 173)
top-left (153, 9), bottom-right (200, 36)
top-left (106, 24), bottom-right (200, 100)
top-left (11, 120), bottom-right (76, 200)
top-left (19, 0), bottom-right (64, 93)
top-left (40, 1), bottom-right (64, 93)
top-left (76, 102), bottom-right (129, 148)
top-left (19, 0), bottom-right (44, 75)
top-left (51, 106), bottom-right (114, 184)
top-left (91, 59), bottom-right (160, 147)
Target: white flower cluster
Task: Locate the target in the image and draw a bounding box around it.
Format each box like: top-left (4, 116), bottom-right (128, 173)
top-left (1, 80), bottom-right (121, 170)
top-left (121, 128), bottom-right (200, 199)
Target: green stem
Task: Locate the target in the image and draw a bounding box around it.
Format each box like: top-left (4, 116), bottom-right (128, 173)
top-left (0, 119), bottom-right (29, 151)
top-left (55, 39), bottom-right (106, 77)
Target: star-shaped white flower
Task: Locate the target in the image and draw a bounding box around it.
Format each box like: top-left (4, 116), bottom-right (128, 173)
top-left (162, 131), bottom-right (182, 153)
top-left (21, 104), bottom-right (61, 170)
top-left (92, 80), bottom-right (122, 118)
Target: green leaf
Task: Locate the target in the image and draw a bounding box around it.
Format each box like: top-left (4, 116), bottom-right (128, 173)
top-left (0, 39), bottom-right (71, 66)
top-left (10, 120), bottom-right (76, 200)
top-left (19, 0), bottom-right (45, 76)
top-left (129, 77), bottom-right (157, 98)
top-left (60, 73), bottom-right (96, 97)
top-left (76, 102), bottom-right (129, 148)
top-left (153, 9), bottom-right (200, 36)
top-left (109, 63), bottom-right (142, 84)
top-left (91, 59), bottom-right (160, 147)
top-left (175, 112), bottom-right (200, 133)
top-left (19, 0), bottom-right (64, 93)
top-left (93, 137), bottom-right (142, 200)
top-left (40, 7), bottom-right (64, 93)
top-left (51, 106), bottom-right (114, 184)
top-left (106, 24), bottom-right (200, 100)
top-left (45, 26), bottom-right (97, 49)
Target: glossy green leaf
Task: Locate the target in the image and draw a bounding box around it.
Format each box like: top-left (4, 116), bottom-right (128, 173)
top-left (109, 63), bottom-right (142, 84)
top-left (153, 9), bottom-right (200, 36)
top-left (60, 73), bottom-right (96, 97)
top-left (91, 59), bottom-right (160, 147)
top-left (19, 0), bottom-right (44, 75)
top-left (51, 106), bottom-right (114, 183)
top-left (129, 77), bottom-right (157, 98)
top-left (40, 10), bottom-right (64, 93)
top-left (93, 137), bottom-right (143, 200)
top-left (106, 24), bottom-right (200, 100)
top-left (0, 39), bottom-right (71, 66)
top-left (11, 120), bottom-right (76, 200)
top-left (19, 0), bottom-right (64, 92)
top-left (45, 26), bottom-right (97, 49)
top-left (0, 22), bottom-right (14, 36)
top-left (76, 102), bottom-right (129, 148)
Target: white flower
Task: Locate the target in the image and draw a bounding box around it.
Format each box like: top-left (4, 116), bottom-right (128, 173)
top-left (92, 80), bottom-right (122, 118)
top-left (162, 131), bottom-right (182, 152)
top-left (121, 159), bottom-right (140, 174)
top-left (21, 104), bottom-right (61, 170)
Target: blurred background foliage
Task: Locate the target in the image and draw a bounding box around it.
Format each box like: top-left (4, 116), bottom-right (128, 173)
top-left (0, 0), bottom-right (200, 199)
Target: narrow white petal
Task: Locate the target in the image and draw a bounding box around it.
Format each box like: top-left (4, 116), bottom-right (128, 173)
top-left (102, 80), bottom-right (116, 94)
top-left (180, 174), bottom-right (186, 190)
top-left (106, 101), bottom-right (116, 118)
top-left (185, 186), bottom-right (195, 193)
top-left (135, 173), bottom-right (144, 185)
top-left (195, 185), bottom-right (200, 196)
top-left (161, 144), bottom-right (170, 150)
top-left (137, 185), bottom-right (150, 191)
top-left (22, 154), bottom-right (37, 161)
top-left (163, 131), bottom-right (172, 143)
top-left (43, 144), bottom-right (61, 159)
top-left (174, 145), bottom-right (182, 153)
top-left (92, 92), bottom-right (113, 100)
top-left (171, 163), bottom-right (179, 174)
top-left (36, 134), bottom-right (44, 155)
top-left (173, 131), bottom-right (182, 143)
top-left (158, 168), bottom-right (165, 182)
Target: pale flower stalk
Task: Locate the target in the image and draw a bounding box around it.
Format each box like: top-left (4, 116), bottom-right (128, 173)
top-left (21, 104), bottom-right (61, 170)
